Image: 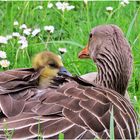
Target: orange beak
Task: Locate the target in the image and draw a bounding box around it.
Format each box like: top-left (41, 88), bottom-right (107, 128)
top-left (78, 45), bottom-right (90, 59)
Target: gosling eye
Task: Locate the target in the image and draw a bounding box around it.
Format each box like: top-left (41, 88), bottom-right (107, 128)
top-left (48, 63), bottom-right (57, 68)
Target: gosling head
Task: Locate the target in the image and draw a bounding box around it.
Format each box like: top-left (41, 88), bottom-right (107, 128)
top-left (32, 51), bottom-right (71, 87)
top-left (78, 25), bottom-right (132, 95)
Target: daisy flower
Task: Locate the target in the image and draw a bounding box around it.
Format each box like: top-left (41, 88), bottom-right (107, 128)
top-left (0, 36), bottom-right (8, 44)
top-left (31, 28), bottom-right (41, 37)
top-left (23, 28), bottom-right (32, 36)
top-left (20, 24), bottom-right (27, 29)
top-left (12, 32), bottom-right (20, 37)
top-left (38, 5), bottom-right (43, 10)
top-left (120, 0), bottom-right (129, 6)
top-left (44, 25), bottom-right (54, 33)
top-left (18, 36), bottom-right (28, 49)
top-left (66, 5), bottom-right (75, 11)
top-left (0, 60), bottom-right (10, 68)
top-left (0, 51), bottom-right (6, 58)
top-left (48, 3), bottom-right (53, 8)
top-left (106, 6), bottom-right (113, 11)
top-left (58, 48), bottom-right (67, 54)
top-left (13, 21), bottom-right (19, 26)
top-left (56, 2), bottom-right (74, 12)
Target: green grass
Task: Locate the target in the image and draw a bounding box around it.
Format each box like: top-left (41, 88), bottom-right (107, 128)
top-left (110, 106), bottom-right (114, 140)
top-left (59, 133), bottom-right (64, 140)
top-left (0, 0), bottom-right (140, 137)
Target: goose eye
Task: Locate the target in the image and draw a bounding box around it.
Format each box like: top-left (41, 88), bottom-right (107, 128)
top-left (89, 33), bottom-right (92, 38)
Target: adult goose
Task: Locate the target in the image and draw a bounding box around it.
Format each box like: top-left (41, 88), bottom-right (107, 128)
top-left (0, 25), bottom-right (138, 139)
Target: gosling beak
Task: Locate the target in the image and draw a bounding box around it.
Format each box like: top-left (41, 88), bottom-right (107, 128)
top-left (78, 45), bottom-right (90, 59)
top-left (59, 67), bottom-right (72, 76)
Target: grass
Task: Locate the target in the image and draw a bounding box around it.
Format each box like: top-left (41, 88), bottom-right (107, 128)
top-left (110, 106), bottom-right (114, 140)
top-left (0, 0), bottom-right (140, 138)
top-left (59, 133), bottom-right (64, 140)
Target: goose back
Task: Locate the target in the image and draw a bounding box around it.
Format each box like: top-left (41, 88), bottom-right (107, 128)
top-left (0, 74), bottom-right (137, 139)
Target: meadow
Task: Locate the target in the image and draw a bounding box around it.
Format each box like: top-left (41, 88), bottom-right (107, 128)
top-left (0, 0), bottom-right (140, 136)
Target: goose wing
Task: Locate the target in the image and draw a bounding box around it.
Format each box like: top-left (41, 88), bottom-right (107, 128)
top-left (0, 75), bottom-right (138, 139)
top-left (0, 68), bottom-right (41, 118)
top-left (0, 68), bottom-right (40, 94)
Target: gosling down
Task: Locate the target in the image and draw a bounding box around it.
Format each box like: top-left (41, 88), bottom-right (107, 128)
top-left (0, 25), bottom-right (138, 139)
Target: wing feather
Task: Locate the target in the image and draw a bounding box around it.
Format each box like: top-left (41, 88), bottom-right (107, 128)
top-left (0, 95), bottom-right (25, 117)
top-left (0, 74), bottom-right (137, 139)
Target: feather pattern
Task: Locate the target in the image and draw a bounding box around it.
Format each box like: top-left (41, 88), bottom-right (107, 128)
top-left (0, 72), bottom-right (137, 139)
top-left (0, 25), bottom-right (138, 139)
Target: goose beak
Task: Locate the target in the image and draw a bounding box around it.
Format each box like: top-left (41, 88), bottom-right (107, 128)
top-left (78, 45), bottom-right (90, 59)
top-left (58, 67), bottom-right (72, 76)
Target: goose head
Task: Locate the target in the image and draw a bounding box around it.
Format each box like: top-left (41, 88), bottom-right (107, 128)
top-left (79, 25), bottom-right (132, 96)
top-left (32, 51), bottom-right (71, 87)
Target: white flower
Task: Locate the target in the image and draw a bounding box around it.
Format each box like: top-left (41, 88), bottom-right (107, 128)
top-left (0, 51), bottom-right (6, 58)
top-left (122, 0), bottom-right (129, 4)
top-left (19, 36), bottom-right (26, 41)
top-left (66, 5), bottom-right (75, 11)
top-left (18, 36), bottom-right (28, 49)
top-left (134, 96), bottom-right (137, 101)
top-left (58, 48), bottom-right (67, 54)
top-left (20, 43), bottom-right (28, 49)
top-left (12, 32), bottom-right (20, 37)
top-left (19, 24), bottom-right (27, 29)
top-left (106, 6), bottom-right (113, 11)
top-left (120, 2), bottom-right (125, 6)
top-left (56, 2), bottom-right (74, 11)
top-left (56, 2), bottom-right (69, 12)
top-left (13, 21), bottom-right (19, 26)
top-left (37, 5), bottom-right (43, 10)
top-left (56, 2), bottom-right (63, 10)
top-left (83, 0), bottom-right (88, 5)
top-left (44, 25), bottom-right (54, 33)
top-left (0, 60), bottom-right (10, 68)
top-left (0, 36), bottom-right (8, 44)
top-left (6, 35), bottom-right (13, 40)
top-left (31, 28), bottom-right (41, 37)
top-left (23, 28), bottom-right (31, 36)
top-left (120, 0), bottom-right (129, 6)
top-left (48, 3), bottom-right (53, 8)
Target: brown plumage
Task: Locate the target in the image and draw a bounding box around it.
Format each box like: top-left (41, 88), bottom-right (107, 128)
top-left (0, 25), bottom-right (138, 139)
top-left (81, 72), bottom-right (130, 101)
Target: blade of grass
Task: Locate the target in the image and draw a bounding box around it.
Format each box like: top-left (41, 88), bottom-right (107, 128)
top-left (126, 7), bottom-right (140, 39)
top-left (31, 40), bottom-right (84, 48)
top-left (110, 106), bottom-right (114, 140)
top-left (38, 120), bottom-right (43, 140)
top-left (3, 120), bottom-right (15, 140)
top-left (59, 132), bottom-right (64, 140)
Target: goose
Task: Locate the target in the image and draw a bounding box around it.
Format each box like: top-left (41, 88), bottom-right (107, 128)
top-left (0, 25), bottom-right (138, 139)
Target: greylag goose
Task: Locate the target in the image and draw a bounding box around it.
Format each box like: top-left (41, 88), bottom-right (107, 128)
top-left (0, 25), bottom-right (138, 139)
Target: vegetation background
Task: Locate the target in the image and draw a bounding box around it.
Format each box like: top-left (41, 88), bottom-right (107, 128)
top-left (0, 0), bottom-right (139, 127)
